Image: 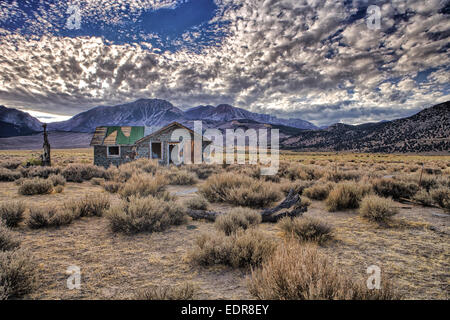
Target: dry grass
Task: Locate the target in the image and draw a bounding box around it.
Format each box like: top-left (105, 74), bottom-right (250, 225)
top-left (0, 249), bottom-right (37, 300)
top-left (326, 182), bottom-right (372, 212)
top-left (215, 207), bottom-right (262, 235)
top-left (165, 169), bottom-right (198, 185)
top-left (62, 164), bottom-right (107, 183)
top-left (0, 201), bottom-right (25, 228)
top-left (0, 168), bottom-right (21, 182)
top-left (18, 178), bottom-right (53, 196)
top-left (119, 174), bottom-right (168, 199)
top-left (107, 196), bottom-right (187, 234)
top-left (65, 195), bottom-right (110, 218)
top-left (303, 182), bottom-right (334, 200)
top-left (27, 207), bottom-right (75, 229)
top-left (278, 217), bottom-right (333, 245)
top-left (184, 196), bottom-right (209, 211)
top-left (188, 229), bottom-right (276, 269)
top-left (248, 241), bottom-right (400, 300)
top-left (199, 173), bottom-right (281, 208)
top-left (372, 178), bottom-right (419, 199)
top-left (359, 195), bottom-right (399, 222)
top-left (0, 225), bottom-right (20, 251)
top-left (134, 282), bottom-right (196, 300)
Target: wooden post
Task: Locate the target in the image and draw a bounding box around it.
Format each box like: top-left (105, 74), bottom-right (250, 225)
top-left (42, 124), bottom-right (51, 166)
top-left (418, 163), bottom-right (424, 187)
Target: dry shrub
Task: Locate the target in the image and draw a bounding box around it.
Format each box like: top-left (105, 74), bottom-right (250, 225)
top-left (0, 168), bottom-right (21, 182)
top-left (90, 177), bottom-right (104, 186)
top-left (303, 182), bottom-right (334, 200)
top-left (48, 174), bottom-right (66, 186)
top-left (286, 164), bottom-right (324, 181)
top-left (359, 195), bottom-right (399, 222)
top-left (248, 241), bottom-right (399, 300)
top-left (215, 208), bottom-right (262, 235)
top-left (120, 159), bottom-right (159, 175)
top-left (372, 178), bottom-right (418, 199)
top-left (430, 187), bottom-right (450, 211)
top-left (135, 283), bottom-right (195, 300)
top-left (200, 173), bottom-right (281, 208)
top-left (0, 226), bottom-right (20, 251)
top-left (326, 170), bottom-right (361, 183)
top-left (27, 207), bottom-right (74, 229)
top-left (0, 249), bottom-right (37, 300)
top-left (119, 174), bottom-right (168, 199)
top-left (0, 161), bottom-right (21, 170)
top-left (165, 169), bottom-right (198, 185)
top-left (184, 196), bottom-right (209, 211)
top-left (188, 229), bottom-right (276, 269)
top-left (107, 196), bottom-right (186, 234)
top-left (279, 180), bottom-right (314, 196)
top-left (62, 164), bottom-right (106, 182)
top-left (103, 181), bottom-right (122, 193)
top-left (26, 166), bottom-right (60, 179)
top-left (65, 195), bottom-right (110, 218)
top-left (0, 201), bottom-right (25, 228)
top-left (326, 182), bottom-right (371, 212)
top-left (18, 178), bottom-right (53, 196)
top-left (186, 164), bottom-right (220, 180)
top-left (54, 185), bottom-right (64, 193)
top-left (278, 217), bottom-right (332, 245)
top-left (414, 189), bottom-right (433, 206)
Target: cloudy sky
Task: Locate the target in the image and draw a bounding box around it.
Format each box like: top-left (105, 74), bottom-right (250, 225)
top-left (0, 0), bottom-right (448, 126)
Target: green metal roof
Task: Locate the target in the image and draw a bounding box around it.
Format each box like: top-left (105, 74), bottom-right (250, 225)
top-left (104, 126), bottom-right (145, 145)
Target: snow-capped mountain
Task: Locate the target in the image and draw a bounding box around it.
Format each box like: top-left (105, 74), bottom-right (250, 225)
top-left (48, 99), bottom-right (185, 133)
top-left (0, 105), bottom-right (42, 137)
top-left (185, 104), bottom-right (317, 130)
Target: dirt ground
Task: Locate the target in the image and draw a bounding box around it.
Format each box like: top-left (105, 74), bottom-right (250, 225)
top-left (0, 180), bottom-right (448, 300)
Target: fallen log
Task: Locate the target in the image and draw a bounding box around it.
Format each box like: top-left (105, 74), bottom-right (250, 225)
top-left (186, 189), bottom-right (307, 223)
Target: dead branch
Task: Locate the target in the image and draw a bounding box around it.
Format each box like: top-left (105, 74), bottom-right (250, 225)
top-left (186, 189), bottom-right (306, 223)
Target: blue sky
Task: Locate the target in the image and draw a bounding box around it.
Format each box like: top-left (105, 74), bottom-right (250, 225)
top-left (0, 0), bottom-right (448, 126)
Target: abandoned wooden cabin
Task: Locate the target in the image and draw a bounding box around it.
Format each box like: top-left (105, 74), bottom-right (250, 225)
top-left (90, 122), bottom-right (211, 167)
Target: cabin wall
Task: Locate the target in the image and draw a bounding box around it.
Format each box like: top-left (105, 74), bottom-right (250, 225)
top-left (93, 145), bottom-right (135, 167)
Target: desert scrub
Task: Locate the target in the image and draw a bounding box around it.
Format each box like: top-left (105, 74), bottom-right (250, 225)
top-left (25, 166), bottom-right (60, 179)
top-left (248, 241), bottom-right (399, 300)
top-left (325, 182), bottom-right (371, 212)
top-left (165, 169), bottom-right (198, 185)
top-left (0, 201), bottom-right (25, 228)
top-left (27, 207), bottom-right (74, 229)
top-left (0, 168), bottom-right (21, 182)
top-left (285, 164), bottom-right (324, 181)
top-left (119, 174), bottom-right (168, 199)
top-left (48, 174), bottom-right (66, 186)
top-left (188, 229), bottom-right (276, 269)
top-left (199, 173), bottom-right (281, 208)
top-left (325, 170), bottom-right (361, 183)
top-left (0, 226), bottom-right (20, 251)
top-left (65, 195), bottom-right (110, 218)
top-left (278, 217), bottom-right (332, 245)
top-left (430, 187), bottom-right (450, 211)
top-left (215, 207), bottom-right (262, 236)
top-left (107, 196), bottom-right (186, 234)
top-left (279, 180), bottom-right (314, 196)
top-left (359, 195), bottom-right (399, 222)
top-left (184, 196), bottom-right (209, 211)
top-left (62, 164), bottom-right (107, 182)
top-left (0, 249), bottom-right (37, 300)
top-left (185, 164), bottom-right (219, 180)
top-left (18, 178), bottom-right (53, 196)
top-left (413, 189), bottom-right (434, 206)
top-left (135, 283), bottom-right (196, 300)
top-left (371, 178), bottom-right (418, 199)
top-left (103, 181), bottom-right (122, 193)
top-left (303, 182), bottom-right (335, 200)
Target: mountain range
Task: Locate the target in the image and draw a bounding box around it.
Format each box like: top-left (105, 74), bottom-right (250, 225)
top-left (0, 99), bottom-right (448, 153)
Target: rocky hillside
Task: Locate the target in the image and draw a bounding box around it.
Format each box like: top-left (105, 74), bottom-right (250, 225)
top-left (0, 105), bottom-right (42, 137)
top-left (282, 101), bottom-right (450, 153)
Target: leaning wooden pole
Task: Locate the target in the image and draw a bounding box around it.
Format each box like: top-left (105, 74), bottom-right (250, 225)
top-left (42, 123), bottom-right (51, 166)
